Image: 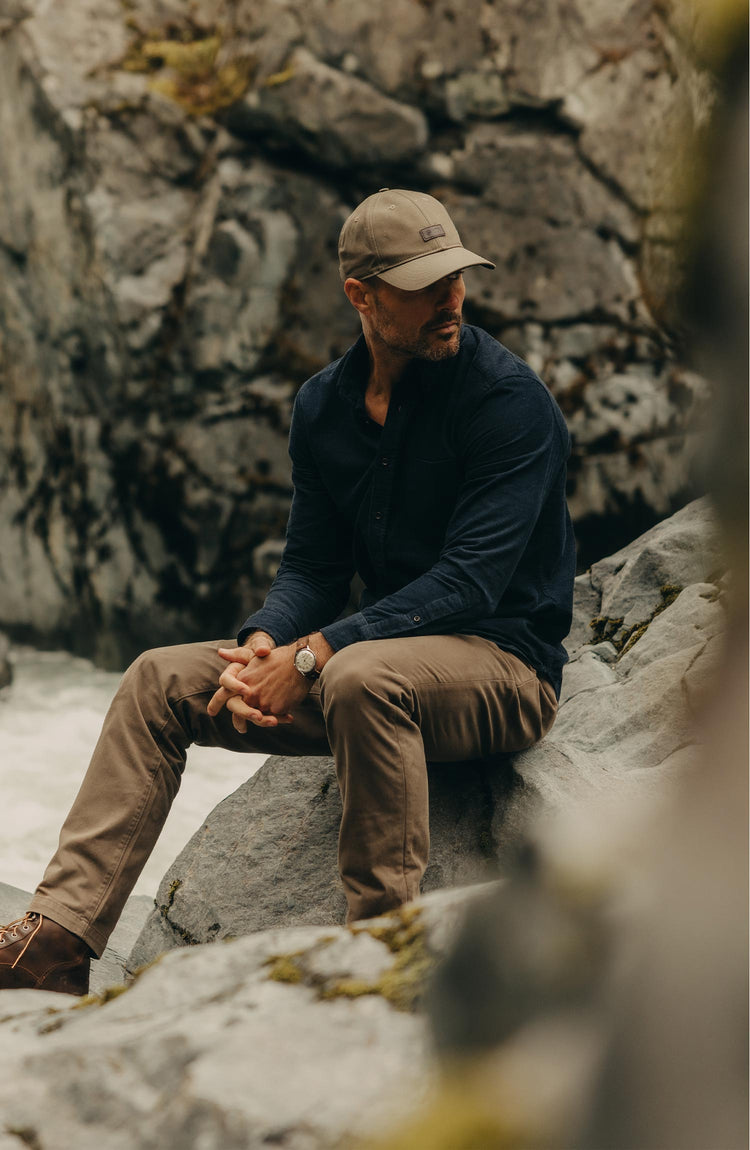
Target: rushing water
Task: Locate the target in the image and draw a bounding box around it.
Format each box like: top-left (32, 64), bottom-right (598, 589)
top-left (0, 646), bottom-right (267, 899)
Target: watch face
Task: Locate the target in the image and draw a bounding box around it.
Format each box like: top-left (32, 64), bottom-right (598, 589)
top-left (295, 647), bottom-right (316, 674)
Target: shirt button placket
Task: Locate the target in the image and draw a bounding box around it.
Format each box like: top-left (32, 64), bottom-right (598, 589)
top-left (372, 404), bottom-right (403, 572)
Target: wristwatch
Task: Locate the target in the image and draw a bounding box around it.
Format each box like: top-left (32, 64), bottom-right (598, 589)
top-left (293, 640), bottom-right (320, 681)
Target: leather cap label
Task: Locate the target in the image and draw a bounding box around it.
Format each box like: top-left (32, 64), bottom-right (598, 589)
top-left (420, 224), bottom-right (446, 242)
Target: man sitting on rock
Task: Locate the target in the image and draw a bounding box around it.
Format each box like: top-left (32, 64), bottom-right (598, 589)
top-left (0, 189), bottom-right (576, 995)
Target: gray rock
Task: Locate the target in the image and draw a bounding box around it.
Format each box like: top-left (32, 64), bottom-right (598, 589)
top-left (90, 895), bottom-right (153, 993)
top-left (226, 48), bottom-right (429, 169)
top-left (0, 884), bottom-right (495, 1150)
top-left (129, 754), bottom-right (511, 969)
top-left (0, 883), bottom-right (29, 925)
top-left (509, 500), bottom-right (725, 838)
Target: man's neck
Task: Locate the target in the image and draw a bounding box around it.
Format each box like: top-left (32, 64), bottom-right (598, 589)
top-left (364, 334), bottom-right (412, 426)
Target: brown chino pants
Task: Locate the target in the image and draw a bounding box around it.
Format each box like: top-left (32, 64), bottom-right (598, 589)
top-left (30, 635), bottom-right (557, 956)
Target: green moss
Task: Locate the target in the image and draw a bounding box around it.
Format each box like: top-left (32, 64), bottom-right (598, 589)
top-left (265, 906), bottom-right (434, 1013)
top-left (118, 20), bottom-right (254, 116)
top-left (616, 621), bottom-right (648, 656)
top-left (265, 953), bottom-right (304, 985)
top-left (6, 1128), bottom-right (44, 1150)
top-left (73, 982), bottom-right (129, 1009)
top-left (659, 582), bottom-right (684, 606)
top-left (356, 1072), bottom-right (532, 1149)
top-left (589, 584), bottom-right (685, 659)
top-left (617, 583), bottom-right (684, 658)
top-left (72, 953), bottom-right (165, 1011)
top-left (352, 905), bottom-right (434, 1012)
top-left (588, 615), bottom-right (624, 645)
top-left (319, 977), bottom-right (373, 1000)
top-left (155, 878), bottom-right (201, 946)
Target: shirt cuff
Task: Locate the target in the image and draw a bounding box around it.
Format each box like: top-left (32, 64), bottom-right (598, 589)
top-left (237, 608), bottom-right (298, 648)
top-left (319, 613), bottom-right (370, 651)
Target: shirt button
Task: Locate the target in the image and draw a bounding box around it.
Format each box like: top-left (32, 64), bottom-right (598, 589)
top-left (413, 615), bottom-right (421, 623)
top-left (374, 511), bottom-right (383, 520)
top-left (381, 457), bottom-right (389, 467)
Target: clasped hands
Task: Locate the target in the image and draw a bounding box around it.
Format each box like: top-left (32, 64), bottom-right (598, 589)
top-left (207, 631), bottom-right (329, 733)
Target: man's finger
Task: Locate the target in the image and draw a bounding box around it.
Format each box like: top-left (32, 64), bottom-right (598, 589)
top-left (218, 642), bottom-right (272, 664)
top-left (218, 646), bottom-right (252, 665)
top-left (207, 662), bottom-right (255, 715)
top-left (207, 685), bottom-right (244, 715)
top-left (218, 665), bottom-right (252, 695)
top-left (227, 695), bottom-right (292, 728)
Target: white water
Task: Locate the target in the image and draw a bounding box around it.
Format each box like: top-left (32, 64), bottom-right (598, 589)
top-left (0, 647), bottom-right (266, 898)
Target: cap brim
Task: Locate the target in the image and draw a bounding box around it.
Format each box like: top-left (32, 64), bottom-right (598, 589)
top-left (375, 247), bottom-right (495, 291)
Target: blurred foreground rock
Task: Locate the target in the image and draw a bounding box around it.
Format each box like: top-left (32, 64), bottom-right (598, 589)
top-left (0, 634), bottom-right (11, 689)
top-left (131, 497), bottom-right (723, 968)
top-left (0, 0), bottom-right (714, 665)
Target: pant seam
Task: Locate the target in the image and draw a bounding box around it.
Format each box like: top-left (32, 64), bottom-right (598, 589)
top-left (82, 705), bottom-right (178, 932)
top-left (392, 707), bottom-right (411, 908)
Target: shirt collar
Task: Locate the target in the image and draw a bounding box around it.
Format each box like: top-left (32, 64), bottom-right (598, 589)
top-left (335, 326), bottom-right (471, 411)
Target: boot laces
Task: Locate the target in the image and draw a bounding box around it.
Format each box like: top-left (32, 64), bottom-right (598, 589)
top-left (0, 912), bottom-right (43, 968)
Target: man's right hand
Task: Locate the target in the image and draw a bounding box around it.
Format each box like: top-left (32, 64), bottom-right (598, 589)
top-left (207, 632), bottom-right (291, 732)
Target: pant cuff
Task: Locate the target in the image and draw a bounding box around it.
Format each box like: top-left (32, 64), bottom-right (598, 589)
top-left (28, 892), bottom-right (108, 958)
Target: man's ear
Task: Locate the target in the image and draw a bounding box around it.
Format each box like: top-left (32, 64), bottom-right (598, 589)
top-left (344, 277), bottom-right (377, 315)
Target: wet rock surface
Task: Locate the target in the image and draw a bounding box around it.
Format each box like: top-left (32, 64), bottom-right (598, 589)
top-left (0, 0), bottom-right (713, 665)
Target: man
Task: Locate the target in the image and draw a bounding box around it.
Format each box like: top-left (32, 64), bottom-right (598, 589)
top-left (0, 189), bottom-right (576, 995)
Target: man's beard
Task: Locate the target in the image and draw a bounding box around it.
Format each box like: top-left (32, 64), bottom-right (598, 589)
top-left (372, 302), bottom-right (462, 362)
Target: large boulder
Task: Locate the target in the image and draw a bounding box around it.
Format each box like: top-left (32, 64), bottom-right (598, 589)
top-left (130, 497), bottom-right (724, 967)
top-left (128, 755), bottom-right (513, 969)
top-left (0, 0), bottom-right (714, 665)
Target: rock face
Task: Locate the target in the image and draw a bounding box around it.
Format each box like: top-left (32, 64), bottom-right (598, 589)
top-left (0, 0), bottom-right (713, 665)
top-left (130, 497), bottom-right (724, 967)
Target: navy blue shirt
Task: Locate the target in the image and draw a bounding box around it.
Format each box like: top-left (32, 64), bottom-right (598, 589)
top-left (239, 325), bottom-right (576, 697)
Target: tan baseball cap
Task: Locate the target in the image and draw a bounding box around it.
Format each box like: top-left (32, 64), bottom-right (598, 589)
top-left (339, 188), bottom-right (495, 291)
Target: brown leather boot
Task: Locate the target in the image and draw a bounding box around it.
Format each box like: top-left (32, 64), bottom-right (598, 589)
top-left (0, 912), bottom-right (91, 996)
